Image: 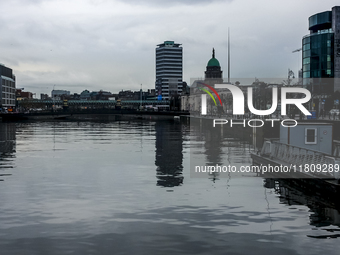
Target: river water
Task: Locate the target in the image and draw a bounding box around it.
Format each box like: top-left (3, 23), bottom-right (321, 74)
top-left (0, 118), bottom-right (340, 254)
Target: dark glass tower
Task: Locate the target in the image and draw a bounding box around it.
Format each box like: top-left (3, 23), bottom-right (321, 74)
top-left (302, 6), bottom-right (340, 93)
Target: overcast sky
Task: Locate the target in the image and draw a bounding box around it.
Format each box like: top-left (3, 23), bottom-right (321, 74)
top-left (0, 0), bottom-right (339, 95)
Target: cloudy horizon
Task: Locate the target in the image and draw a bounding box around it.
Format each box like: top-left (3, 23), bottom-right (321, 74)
top-left (0, 0), bottom-right (339, 96)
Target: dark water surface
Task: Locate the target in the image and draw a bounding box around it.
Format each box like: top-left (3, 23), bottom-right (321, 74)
top-left (0, 119), bottom-right (340, 254)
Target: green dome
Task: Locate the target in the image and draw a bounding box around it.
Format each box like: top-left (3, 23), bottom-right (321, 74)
top-left (207, 57), bottom-right (220, 67)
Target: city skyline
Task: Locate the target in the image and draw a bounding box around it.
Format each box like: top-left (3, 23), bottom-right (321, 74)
top-left (0, 0), bottom-right (339, 95)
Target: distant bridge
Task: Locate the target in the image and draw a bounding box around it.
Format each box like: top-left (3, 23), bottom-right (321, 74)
top-left (17, 99), bottom-right (171, 107)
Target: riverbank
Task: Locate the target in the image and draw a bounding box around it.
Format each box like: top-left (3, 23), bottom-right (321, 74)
top-left (0, 110), bottom-right (189, 122)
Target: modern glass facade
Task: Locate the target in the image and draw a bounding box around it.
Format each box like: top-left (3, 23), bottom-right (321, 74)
top-left (308, 11), bottom-right (332, 33)
top-left (302, 8), bottom-right (340, 94)
top-left (302, 32), bottom-right (334, 79)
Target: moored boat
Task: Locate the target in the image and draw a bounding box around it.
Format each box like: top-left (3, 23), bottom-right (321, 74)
top-left (251, 122), bottom-right (340, 192)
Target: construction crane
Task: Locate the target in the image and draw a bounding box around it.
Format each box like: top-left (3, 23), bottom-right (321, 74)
top-left (292, 48), bottom-right (302, 53)
top-left (289, 48), bottom-right (301, 79)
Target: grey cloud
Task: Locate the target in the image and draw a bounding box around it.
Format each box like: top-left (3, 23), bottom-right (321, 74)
top-left (117, 0), bottom-right (229, 7)
top-left (8, 0), bottom-right (45, 5)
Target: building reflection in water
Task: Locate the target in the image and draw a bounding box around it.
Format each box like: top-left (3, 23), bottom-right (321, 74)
top-left (190, 118), bottom-right (252, 182)
top-left (155, 120), bottom-right (184, 187)
top-left (203, 124), bottom-right (224, 182)
top-left (0, 123), bottom-right (16, 181)
top-left (264, 179), bottom-right (340, 238)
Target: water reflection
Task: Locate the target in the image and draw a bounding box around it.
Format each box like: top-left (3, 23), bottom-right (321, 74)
top-left (189, 118), bottom-right (253, 181)
top-left (0, 123), bottom-right (16, 181)
top-left (1, 120), bottom-right (340, 254)
top-left (155, 120), bottom-right (184, 187)
top-left (204, 127), bottom-right (224, 182)
top-left (264, 178), bottom-right (340, 238)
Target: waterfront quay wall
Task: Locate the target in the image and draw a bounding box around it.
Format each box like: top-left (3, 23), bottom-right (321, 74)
top-left (0, 109), bottom-right (189, 122)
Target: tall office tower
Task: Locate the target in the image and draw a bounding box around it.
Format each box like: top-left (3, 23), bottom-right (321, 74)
top-left (0, 63), bottom-right (16, 108)
top-left (302, 6), bottom-right (340, 93)
top-left (155, 41), bottom-right (183, 100)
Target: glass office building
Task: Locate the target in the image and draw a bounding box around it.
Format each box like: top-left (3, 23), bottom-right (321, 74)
top-left (302, 7), bottom-right (340, 94)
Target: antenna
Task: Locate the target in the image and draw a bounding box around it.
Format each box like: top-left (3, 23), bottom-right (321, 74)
top-left (228, 27), bottom-right (230, 83)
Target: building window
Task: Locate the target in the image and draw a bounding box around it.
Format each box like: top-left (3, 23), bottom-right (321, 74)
top-left (305, 128), bottom-right (317, 144)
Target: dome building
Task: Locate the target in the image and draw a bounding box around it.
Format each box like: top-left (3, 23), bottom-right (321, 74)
top-left (204, 48), bottom-right (223, 86)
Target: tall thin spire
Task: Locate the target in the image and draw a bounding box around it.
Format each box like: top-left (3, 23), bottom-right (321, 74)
top-left (228, 27), bottom-right (230, 83)
top-left (212, 48), bottom-right (215, 58)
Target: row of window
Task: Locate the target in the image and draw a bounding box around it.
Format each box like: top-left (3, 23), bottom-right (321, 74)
top-left (156, 52), bottom-right (182, 56)
top-left (303, 69), bottom-right (332, 78)
top-left (156, 64), bottom-right (182, 68)
top-left (1, 99), bottom-right (15, 105)
top-left (157, 83), bottom-right (183, 87)
top-left (156, 69), bottom-right (182, 74)
top-left (160, 90), bottom-right (183, 93)
top-left (303, 48), bottom-right (333, 58)
top-left (156, 55), bottom-right (182, 58)
top-left (157, 75), bottom-right (183, 78)
top-left (156, 49), bottom-right (182, 53)
top-left (1, 86), bottom-right (16, 93)
top-left (156, 61), bottom-right (182, 65)
top-left (303, 32), bottom-right (333, 44)
top-left (158, 85), bottom-right (183, 88)
top-left (1, 93), bottom-right (15, 99)
top-left (156, 66), bottom-right (182, 70)
top-left (158, 79), bottom-right (183, 82)
top-left (1, 79), bottom-right (15, 88)
top-left (303, 62), bottom-right (333, 71)
top-left (156, 71), bottom-right (182, 74)
top-left (309, 10), bottom-right (332, 27)
top-left (156, 60), bottom-right (182, 64)
top-left (156, 73), bottom-right (182, 76)
top-left (303, 40), bottom-right (332, 51)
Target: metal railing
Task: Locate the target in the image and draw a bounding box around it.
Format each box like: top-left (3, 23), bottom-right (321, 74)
top-left (261, 140), bottom-right (340, 179)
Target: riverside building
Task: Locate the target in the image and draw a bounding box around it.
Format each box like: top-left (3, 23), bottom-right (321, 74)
top-left (155, 41), bottom-right (183, 100)
top-left (0, 63), bottom-right (16, 108)
top-left (302, 6), bottom-right (340, 93)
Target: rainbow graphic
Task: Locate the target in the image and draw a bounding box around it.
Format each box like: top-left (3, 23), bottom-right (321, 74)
top-left (197, 82), bottom-right (223, 106)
